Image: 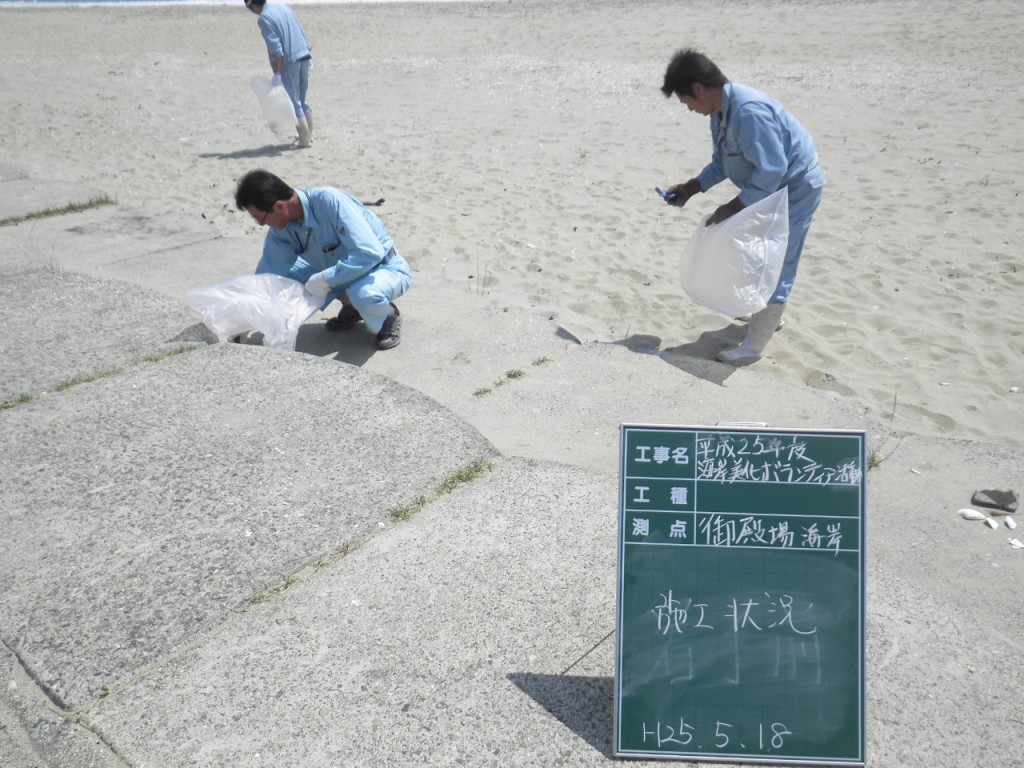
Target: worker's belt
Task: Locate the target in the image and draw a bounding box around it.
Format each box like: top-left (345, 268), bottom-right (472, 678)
top-left (375, 247), bottom-right (396, 269)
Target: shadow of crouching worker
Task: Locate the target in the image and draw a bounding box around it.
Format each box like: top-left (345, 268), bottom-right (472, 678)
top-left (293, 322), bottom-right (378, 367)
top-left (229, 318), bottom-right (388, 368)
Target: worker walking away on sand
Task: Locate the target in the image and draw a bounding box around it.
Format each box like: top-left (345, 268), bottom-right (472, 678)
top-left (245, 0), bottom-right (314, 148)
top-left (660, 48), bottom-right (825, 365)
top-left (235, 169), bottom-right (410, 350)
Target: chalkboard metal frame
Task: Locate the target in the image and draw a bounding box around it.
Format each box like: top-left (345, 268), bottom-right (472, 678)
top-left (615, 424), bottom-right (866, 765)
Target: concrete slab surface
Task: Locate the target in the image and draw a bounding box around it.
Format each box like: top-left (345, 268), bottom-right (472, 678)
top-left (0, 179), bottom-right (109, 225)
top-left (0, 204), bottom-right (238, 285)
top-left (1, 341), bottom-right (497, 711)
top-left (84, 458), bottom-right (620, 767)
top-left (74, 458), bottom-right (1022, 768)
top-left (1, 644), bottom-right (118, 768)
top-left (0, 269), bottom-right (215, 403)
top-left (2, 183), bottom-right (1022, 767)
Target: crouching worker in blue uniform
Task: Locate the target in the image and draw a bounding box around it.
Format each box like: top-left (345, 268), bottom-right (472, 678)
top-left (661, 49), bottom-right (826, 365)
top-left (235, 169), bottom-right (411, 350)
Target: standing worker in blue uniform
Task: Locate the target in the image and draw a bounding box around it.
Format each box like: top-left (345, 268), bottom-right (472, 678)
top-left (245, 0), bottom-right (314, 149)
top-left (661, 49), bottom-right (826, 365)
top-left (235, 169), bottom-right (411, 350)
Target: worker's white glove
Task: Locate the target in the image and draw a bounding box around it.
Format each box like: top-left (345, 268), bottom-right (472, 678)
top-left (304, 272), bottom-right (331, 299)
top-left (271, 73), bottom-right (283, 88)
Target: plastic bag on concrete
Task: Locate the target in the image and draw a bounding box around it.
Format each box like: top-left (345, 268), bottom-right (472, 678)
top-left (250, 75), bottom-right (296, 139)
top-left (679, 188), bottom-right (789, 317)
top-left (184, 274), bottom-right (320, 351)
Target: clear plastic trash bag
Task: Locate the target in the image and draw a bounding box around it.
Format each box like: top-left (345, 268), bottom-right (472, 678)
top-left (250, 74), bottom-right (297, 139)
top-left (679, 188), bottom-right (789, 317)
top-left (184, 274), bottom-right (321, 351)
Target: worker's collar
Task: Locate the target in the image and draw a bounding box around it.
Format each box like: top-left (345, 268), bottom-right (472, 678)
top-left (291, 188), bottom-right (317, 231)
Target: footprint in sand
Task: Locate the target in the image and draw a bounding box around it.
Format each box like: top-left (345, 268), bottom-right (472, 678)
top-left (893, 402), bottom-right (959, 434)
top-left (802, 368), bottom-right (857, 398)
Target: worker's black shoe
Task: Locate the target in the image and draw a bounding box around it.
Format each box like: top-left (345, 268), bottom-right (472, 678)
top-left (376, 304), bottom-right (402, 350)
top-left (326, 304), bottom-right (362, 332)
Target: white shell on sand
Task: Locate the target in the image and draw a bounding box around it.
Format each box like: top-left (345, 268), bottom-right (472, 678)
top-left (1007, 517), bottom-right (1018, 530)
top-left (959, 508), bottom-right (986, 520)
top-left (984, 518), bottom-right (999, 529)
top-left (1009, 538), bottom-right (1024, 549)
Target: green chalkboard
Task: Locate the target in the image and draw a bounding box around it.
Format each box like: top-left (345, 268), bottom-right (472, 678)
top-left (615, 424), bottom-right (866, 765)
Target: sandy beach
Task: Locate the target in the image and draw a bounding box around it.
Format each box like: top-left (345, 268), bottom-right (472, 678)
top-left (4, 0), bottom-right (1022, 448)
top-left (2, 1), bottom-right (1023, 764)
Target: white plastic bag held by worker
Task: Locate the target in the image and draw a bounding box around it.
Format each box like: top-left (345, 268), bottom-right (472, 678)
top-left (250, 74), bottom-right (297, 139)
top-left (184, 273), bottom-right (320, 350)
top-left (679, 188), bottom-right (789, 318)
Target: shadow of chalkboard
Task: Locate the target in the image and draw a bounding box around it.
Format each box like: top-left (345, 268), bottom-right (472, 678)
top-left (616, 424), bottom-right (866, 766)
top-left (507, 673), bottom-right (615, 758)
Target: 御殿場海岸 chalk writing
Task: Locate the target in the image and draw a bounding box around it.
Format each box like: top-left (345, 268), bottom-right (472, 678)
top-left (629, 513), bottom-right (851, 554)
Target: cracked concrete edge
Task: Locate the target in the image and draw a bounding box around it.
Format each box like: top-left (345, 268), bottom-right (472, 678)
top-left (1, 639), bottom-right (128, 768)
top-left (0, 452), bottom-right (505, 767)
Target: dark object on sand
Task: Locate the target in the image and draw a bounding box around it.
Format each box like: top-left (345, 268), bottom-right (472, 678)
top-left (971, 489), bottom-right (1018, 514)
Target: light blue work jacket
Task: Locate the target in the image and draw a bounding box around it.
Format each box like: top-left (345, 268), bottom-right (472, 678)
top-left (697, 82), bottom-right (825, 207)
top-left (258, 3), bottom-right (311, 66)
top-left (256, 188), bottom-right (396, 300)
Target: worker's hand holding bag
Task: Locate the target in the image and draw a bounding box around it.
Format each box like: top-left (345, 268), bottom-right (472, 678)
top-left (679, 189), bottom-right (789, 317)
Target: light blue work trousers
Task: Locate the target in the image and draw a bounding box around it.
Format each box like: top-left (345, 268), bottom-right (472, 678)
top-left (328, 252), bottom-right (411, 333)
top-left (281, 58), bottom-right (311, 119)
top-left (771, 174), bottom-right (825, 304)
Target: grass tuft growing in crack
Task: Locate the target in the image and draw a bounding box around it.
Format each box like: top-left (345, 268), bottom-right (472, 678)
top-left (474, 367), bottom-right (531, 397)
top-left (1, 344), bottom-right (200, 410)
top-left (391, 459), bottom-right (494, 521)
top-left (390, 495), bottom-right (429, 522)
top-left (248, 460), bottom-right (496, 606)
top-left (435, 458), bottom-right (493, 496)
top-left (54, 368), bottom-right (127, 392)
top-left (0, 194), bottom-right (116, 228)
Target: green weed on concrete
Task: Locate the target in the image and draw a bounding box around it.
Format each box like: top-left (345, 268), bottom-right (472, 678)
top-left (249, 459), bottom-right (496, 606)
top-left (473, 356), bottom-right (552, 398)
top-left (0, 194), bottom-right (116, 228)
top-left (1, 345), bottom-right (199, 410)
top-left (393, 458), bottom-right (494, 520)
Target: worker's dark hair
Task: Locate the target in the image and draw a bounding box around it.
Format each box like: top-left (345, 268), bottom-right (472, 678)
top-left (234, 169), bottom-right (294, 213)
top-left (661, 48), bottom-right (728, 99)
